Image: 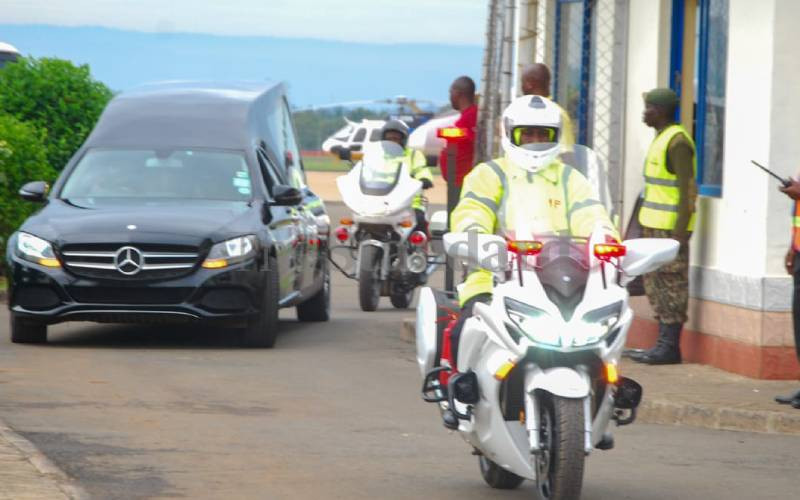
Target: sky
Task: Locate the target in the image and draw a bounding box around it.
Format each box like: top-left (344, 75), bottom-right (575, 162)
top-left (1, 0), bottom-right (488, 45)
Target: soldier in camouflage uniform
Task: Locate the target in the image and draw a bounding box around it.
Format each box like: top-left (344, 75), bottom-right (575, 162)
top-left (631, 88), bottom-right (697, 365)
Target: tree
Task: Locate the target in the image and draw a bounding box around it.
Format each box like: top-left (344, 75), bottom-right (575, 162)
top-left (0, 56), bottom-right (112, 172)
top-left (0, 114), bottom-right (55, 264)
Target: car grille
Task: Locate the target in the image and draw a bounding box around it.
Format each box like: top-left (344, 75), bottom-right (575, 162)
top-left (60, 243), bottom-right (200, 280)
top-left (66, 286), bottom-right (194, 304)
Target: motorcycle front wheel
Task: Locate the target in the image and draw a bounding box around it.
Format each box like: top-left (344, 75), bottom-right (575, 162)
top-left (535, 393), bottom-right (585, 500)
top-left (358, 245), bottom-right (381, 311)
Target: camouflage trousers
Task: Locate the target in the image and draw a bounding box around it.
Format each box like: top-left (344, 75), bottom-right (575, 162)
top-left (642, 227), bottom-right (689, 325)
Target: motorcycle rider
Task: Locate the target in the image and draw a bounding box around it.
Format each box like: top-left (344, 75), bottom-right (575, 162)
top-left (379, 119), bottom-right (434, 234)
top-left (446, 95), bottom-right (618, 374)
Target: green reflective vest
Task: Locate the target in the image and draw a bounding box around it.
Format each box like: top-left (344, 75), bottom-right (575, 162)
top-left (639, 124), bottom-right (696, 231)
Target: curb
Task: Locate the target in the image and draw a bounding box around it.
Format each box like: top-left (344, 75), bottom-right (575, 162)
top-left (399, 319), bottom-right (800, 436)
top-left (0, 419), bottom-right (90, 500)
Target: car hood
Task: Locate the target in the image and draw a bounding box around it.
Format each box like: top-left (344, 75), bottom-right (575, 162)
top-left (20, 198), bottom-right (258, 248)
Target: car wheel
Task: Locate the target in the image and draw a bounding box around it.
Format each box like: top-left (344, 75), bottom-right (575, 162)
top-left (10, 313), bottom-right (48, 344)
top-left (242, 257), bottom-right (280, 348)
top-left (296, 263), bottom-right (330, 322)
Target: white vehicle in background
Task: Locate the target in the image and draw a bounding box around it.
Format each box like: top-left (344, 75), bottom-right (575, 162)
top-left (321, 118), bottom-right (386, 157)
top-left (0, 42), bottom-right (20, 68)
top-left (407, 110), bottom-right (459, 165)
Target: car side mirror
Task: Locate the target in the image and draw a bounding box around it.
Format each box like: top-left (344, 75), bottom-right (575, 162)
top-left (271, 184), bottom-right (303, 206)
top-left (19, 181), bottom-right (49, 202)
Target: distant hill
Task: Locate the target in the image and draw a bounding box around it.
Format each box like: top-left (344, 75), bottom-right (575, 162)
top-left (0, 24), bottom-right (482, 108)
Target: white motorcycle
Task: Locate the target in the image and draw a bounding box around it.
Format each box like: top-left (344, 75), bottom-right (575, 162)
top-left (415, 145), bottom-right (679, 499)
top-left (333, 141), bottom-right (442, 311)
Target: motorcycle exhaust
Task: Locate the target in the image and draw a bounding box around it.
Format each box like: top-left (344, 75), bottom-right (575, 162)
top-left (407, 252), bottom-right (427, 274)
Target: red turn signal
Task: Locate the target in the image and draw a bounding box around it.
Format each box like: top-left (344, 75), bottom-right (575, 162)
top-left (436, 127), bottom-right (468, 141)
top-left (594, 243), bottom-right (626, 260)
top-left (409, 231), bottom-right (427, 246)
top-left (334, 226), bottom-right (349, 242)
top-left (507, 240), bottom-right (543, 255)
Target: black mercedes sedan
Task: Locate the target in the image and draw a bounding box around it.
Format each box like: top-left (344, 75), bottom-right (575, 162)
top-left (5, 82), bottom-right (330, 347)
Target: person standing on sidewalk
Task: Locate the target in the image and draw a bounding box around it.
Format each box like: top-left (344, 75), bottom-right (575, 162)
top-left (520, 63), bottom-right (575, 149)
top-left (775, 179), bottom-right (800, 408)
top-left (630, 88), bottom-right (697, 365)
top-left (439, 76), bottom-right (477, 188)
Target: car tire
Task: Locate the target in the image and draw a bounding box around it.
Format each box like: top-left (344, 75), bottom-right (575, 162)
top-left (242, 258), bottom-right (280, 348)
top-left (297, 263), bottom-right (330, 322)
top-left (10, 314), bottom-right (48, 344)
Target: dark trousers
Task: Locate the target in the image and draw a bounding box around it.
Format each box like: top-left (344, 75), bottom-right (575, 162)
top-left (793, 254), bottom-right (800, 361)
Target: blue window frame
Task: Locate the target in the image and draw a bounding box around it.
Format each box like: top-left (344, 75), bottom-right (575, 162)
top-left (670, 0), bottom-right (729, 197)
top-left (553, 0), bottom-right (592, 146)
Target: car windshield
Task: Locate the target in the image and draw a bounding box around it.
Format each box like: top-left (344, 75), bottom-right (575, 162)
top-left (60, 148), bottom-right (253, 201)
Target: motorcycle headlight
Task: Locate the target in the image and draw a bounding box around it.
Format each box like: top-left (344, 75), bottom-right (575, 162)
top-left (572, 301), bottom-right (623, 347)
top-left (16, 232), bottom-right (60, 267)
top-left (202, 235), bottom-right (259, 269)
top-left (504, 297), bottom-right (561, 347)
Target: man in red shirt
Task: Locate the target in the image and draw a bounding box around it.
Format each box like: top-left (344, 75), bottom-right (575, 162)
top-left (439, 76), bottom-right (477, 187)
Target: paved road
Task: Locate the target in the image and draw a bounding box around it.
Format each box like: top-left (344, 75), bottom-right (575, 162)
top-left (0, 203), bottom-right (798, 499)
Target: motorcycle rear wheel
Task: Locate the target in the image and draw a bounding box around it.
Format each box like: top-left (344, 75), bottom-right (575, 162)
top-left (535, 394), bottom-right (585, 500)
top-left (478, 454), bottom-right (525, 490)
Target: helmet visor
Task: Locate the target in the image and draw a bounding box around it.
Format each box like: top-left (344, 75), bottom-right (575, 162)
top-left (512, 126), bottom-right (558, 146)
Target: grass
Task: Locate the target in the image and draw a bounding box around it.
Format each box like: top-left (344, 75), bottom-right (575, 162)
top-left (302, 155), bottom-right (351, 172)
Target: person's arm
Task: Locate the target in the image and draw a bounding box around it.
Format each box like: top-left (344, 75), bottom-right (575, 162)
top-left (450, 163), bottom-right (501, 234)
top-left (566, 169), bottom-right (619, 240)
top-left (666, 137), bottom-right (696, 242)
top-left (410, 150), bottom-right (433, 189)
top-left (779, 179), bottom-right (800, 200)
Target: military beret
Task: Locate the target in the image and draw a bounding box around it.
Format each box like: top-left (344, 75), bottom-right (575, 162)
top-left (642, 88), bottom-right (679, 107)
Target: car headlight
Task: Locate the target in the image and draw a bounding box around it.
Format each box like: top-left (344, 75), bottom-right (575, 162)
top-left (202, 235), bottom-right (259, 269)
top-left (16, 232), bottom-right (60, 267)
top-left (505, 297), bottom-right (561, 347)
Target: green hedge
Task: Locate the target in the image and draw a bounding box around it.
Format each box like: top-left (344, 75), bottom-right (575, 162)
top-left (0, 56), bottom-right (112, 172)
top-left (0, 114), bottom-right (55, 264)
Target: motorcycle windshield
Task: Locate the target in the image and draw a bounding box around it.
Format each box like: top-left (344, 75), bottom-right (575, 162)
top-left (359, 141), bottom-right (406, 196)
top-left (502, 143), bottom-right (615, 241)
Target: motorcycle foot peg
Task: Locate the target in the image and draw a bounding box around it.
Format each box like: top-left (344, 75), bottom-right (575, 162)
top-left (442, 409), bottom-right (459, 430)
top-left (595, 433), bottom-right (615, 450)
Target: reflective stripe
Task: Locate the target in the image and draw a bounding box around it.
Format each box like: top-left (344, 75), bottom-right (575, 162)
top-left (486, 160), bottom-right (507, 192)
top-left (569, 198), bottom-right (602, 215)
top-left (794, 216), bottom-right (800, 228)
top-left (642, 200), bottom-right (679, 212)
top-left (462, 222), bottom-right (486, 233)
top-left (645, 175), bottom-right (680, 187)
top-left (463, 192), bottom-right (499, 212)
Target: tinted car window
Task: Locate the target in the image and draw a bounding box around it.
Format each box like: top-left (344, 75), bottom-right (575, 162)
top-left (61, 148), bottom-right (252, 201)
top-left (353, 128), bottom-right (367, 142)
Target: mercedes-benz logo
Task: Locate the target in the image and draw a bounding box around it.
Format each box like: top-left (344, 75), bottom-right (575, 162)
top-left (115, 246), bottom-right (143, 275)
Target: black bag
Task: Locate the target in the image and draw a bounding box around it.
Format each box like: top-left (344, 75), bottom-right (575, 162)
top-left (624, 193), bottom-right (646, 296)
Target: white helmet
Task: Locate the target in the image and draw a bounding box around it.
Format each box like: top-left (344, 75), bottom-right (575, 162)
top-left (501, 95), bottom-right (562, 172)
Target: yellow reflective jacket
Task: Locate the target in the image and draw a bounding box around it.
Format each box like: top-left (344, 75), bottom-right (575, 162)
top-left (406, 148), bottom-right (433, 210)
top-left (451, 156), bottom-right (617, 306)
top-left (638, 124), bottom-right (697, 231)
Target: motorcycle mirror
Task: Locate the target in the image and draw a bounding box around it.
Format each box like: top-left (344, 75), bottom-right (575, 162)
top-left (620, 238), bottom-right (679, 277)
